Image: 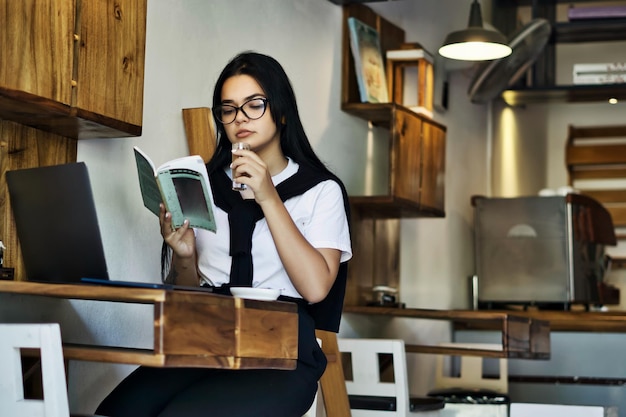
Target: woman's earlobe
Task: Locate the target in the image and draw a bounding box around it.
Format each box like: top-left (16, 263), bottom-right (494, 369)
top-left (281, 115), bottom-right (287, 125)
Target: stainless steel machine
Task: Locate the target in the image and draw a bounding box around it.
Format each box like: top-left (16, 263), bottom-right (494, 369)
top-left (472, 194), bottom-right (617, 309)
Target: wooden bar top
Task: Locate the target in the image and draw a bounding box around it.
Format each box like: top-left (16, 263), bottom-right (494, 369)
top-left (342, 305), bottom-right (551, 359)
top-left (0, 281), bottom-right (299, 369)
top-left (456, 308), bottom-right (626, 333)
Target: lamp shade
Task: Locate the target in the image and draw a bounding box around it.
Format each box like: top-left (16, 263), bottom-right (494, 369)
top-left (439, 0), bottom-right (512, 61)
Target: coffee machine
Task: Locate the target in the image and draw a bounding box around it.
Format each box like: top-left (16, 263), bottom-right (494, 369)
top-left (472, 194), bottom-right (616, 309)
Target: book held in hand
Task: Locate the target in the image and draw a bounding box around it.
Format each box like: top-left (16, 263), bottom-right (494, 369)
top-left (133, 146), bottom-right (217, 232)
top-left (347, 17), bottom-right (389, 103)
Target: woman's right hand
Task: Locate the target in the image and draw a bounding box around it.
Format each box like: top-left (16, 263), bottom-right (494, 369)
top-left (159, 204), bottom-right (196, 259)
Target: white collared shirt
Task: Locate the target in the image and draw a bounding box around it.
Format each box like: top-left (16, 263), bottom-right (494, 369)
top-left (195, 158), bottom-right (352, 298)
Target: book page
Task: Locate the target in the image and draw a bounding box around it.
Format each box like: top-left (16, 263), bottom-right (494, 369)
top-left (156, 156), bottom-right (217, 232)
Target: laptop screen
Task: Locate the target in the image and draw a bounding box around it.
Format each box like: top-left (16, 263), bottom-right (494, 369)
top-left (6, 162), bottom-right (109, 283)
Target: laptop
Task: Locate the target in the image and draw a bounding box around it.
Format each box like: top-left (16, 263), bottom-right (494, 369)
top-left (6, 162), bottom-right (213, 293)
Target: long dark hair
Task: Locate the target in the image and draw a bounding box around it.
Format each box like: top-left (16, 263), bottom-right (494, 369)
top-left (162, 52), bottom-right (350, 282)
top-left (208, 51), bottom-right (334, 178)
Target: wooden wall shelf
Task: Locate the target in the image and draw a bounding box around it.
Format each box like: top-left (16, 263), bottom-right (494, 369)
top-left (554, 18), bottom-right (626, 43)
top-left (494, 0), bottom-right (626, 104)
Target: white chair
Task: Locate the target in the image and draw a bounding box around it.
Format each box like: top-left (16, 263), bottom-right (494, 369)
top-left (430, 343), bottom-right (509, 417)
top-left (338, 338), bottom-right (443, 417)
top-left (0, 323), bottom-right (104, 417)
top-left (433, 343), bottom-right (508, 394)
top-left (0, 323), bottom-right (70, 417)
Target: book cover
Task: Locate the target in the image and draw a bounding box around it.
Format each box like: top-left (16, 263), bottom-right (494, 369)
top-left (348, 17), bottom-right (389, 103)
top-left (134, 146), bottom-right (217, 232)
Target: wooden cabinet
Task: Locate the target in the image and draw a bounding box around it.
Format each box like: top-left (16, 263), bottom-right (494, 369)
top-left (0, 0), bottom-right (147, 139)
top-left (346, 105), bottom-right (446, 218)
top-left (493, 0), bottom-right (626, 105)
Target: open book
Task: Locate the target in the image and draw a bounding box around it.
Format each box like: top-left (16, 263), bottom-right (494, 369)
top-left (133, 146), bottom-right (217, 232)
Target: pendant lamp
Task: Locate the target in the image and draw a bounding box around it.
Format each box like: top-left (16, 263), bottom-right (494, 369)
top-left (439, 0), bottom-right (512, 61)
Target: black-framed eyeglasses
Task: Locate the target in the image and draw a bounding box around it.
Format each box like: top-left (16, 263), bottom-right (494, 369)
top-left (213, 97), bottom-right (269, 125)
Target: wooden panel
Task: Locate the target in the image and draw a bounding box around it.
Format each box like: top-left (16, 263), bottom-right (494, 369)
top-left (607, 206), bottom-right (626, 227)
top-left (75, 0), bottom-right (146, 128)
top-left (160, 292), bottom-right (298, 369)
top-left (568, 125), bottom-right (626, 139)
top-left (0, 281), bottom-right (164, 303)
top-left (581, 189), bottom-right (626, 204)
top-left (420, 119), bottom-right (446, 213)
top-left (182, 107), bottom-right (217, 163)
top-left (0, 121), bottom-right (77, 280)
top-left (316, 330), bottom-right (351, 417)
top-left (0, 0), bottom-right (144, 139)
top-left (0, 0), bottom-right (74, 105)
top-left (392, 106), bottom-right (422, 203)
top-left (571, 168), bottom-right (626, 181)
top-left (345, 210), bottom-right (399, 306)
top-left (344, 210), bottom-right (374, 306)
top-left (567, 144), bottom-right (626, 166)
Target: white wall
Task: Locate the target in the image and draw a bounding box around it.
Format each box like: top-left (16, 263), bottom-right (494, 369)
top-left (68, 0), bottom-right (489, 412)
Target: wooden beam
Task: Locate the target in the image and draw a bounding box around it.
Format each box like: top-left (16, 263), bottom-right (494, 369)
top-left (182, 107), bottom-right (216, 163)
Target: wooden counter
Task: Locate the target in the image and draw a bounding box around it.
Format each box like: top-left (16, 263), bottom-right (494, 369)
top-left (0, 281), bottom-right (298, 369)
top-left (343, 305), bottom-right (551, 359)
top-left (454, 308), bottom-right (626, 333)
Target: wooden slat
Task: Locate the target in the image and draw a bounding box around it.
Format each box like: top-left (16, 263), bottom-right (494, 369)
top-left (566, 144), bottom-right (626, 166)
top-left (182, 107), bottom-right (216, 163)
top-left (569, 125), bottom-right (626, 140)
top-left (580, 189), bottom-right (626, 204)
top-left (64, 344), bottom-right (165, 367)
top-left (607, 206), bottom-right (626, 227)
top-left (316, 330), bottom-right (352, 417)
top-left (0, 280), bottom-right (165, 303)
top-left (571, 168), bottom-right (626, 180)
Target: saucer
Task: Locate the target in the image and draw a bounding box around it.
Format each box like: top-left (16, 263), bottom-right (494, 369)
top-left (230, 287), bottom-right (281, 301)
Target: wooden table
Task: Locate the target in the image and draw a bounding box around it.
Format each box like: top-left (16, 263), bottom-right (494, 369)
top-left (0, 281), bottom-right (298, 369)
top-left (343, 305), bottom-right (551, 359)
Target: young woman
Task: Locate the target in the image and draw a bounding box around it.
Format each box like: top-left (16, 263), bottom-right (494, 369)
top-left (95, 52), bottom-right (352, 417)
